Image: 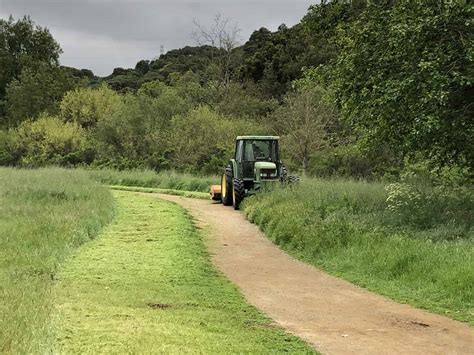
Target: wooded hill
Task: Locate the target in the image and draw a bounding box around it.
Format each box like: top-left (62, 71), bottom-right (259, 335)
top-left (0, 1), bottom-right (472, 181)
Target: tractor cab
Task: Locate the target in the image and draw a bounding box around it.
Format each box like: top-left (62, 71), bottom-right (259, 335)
top-left (235, 136), bottom-right (280, 182)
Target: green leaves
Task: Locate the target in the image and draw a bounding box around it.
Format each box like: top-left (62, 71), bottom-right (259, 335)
top-left (60, 84), bottom-right (123, 130)
top-left (0, 16), bottom-right (62, 119)
top-left (14, 115), bottom-right (89, 167)
top-left (323, 1), bottom-right (473, 167)
top-left (5, 64), bottom-right (78, 126)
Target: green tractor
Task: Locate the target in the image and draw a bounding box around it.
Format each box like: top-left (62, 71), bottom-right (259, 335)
top-left (211, 136), bottom-right (298, 210)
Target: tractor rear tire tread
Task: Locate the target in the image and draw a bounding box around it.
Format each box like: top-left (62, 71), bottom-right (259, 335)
top-left (232, 178), bottom-right (245, 210)
top-left (222, 166), bottom-right (233, 206)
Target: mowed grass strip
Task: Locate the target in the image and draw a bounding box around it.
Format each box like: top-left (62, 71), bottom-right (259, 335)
top-left (54, 191), bottom-right (313, 353)
top-left (0, 168), bottom-right (114, 353)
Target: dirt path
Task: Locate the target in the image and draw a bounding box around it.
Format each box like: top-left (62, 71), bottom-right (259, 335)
top-left (153, 193), bottom-right (473, 354)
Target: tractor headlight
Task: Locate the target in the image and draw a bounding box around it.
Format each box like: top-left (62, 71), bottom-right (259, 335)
top-left (260, 169), bottom-right (277, 178)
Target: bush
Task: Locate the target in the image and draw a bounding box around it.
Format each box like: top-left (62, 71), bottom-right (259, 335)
top-left (384, 158), bottom-right (474, 233)
top-left (0, 129), bottom-right (19, 165)
top-left (60, 84), bottom-right (122, 129)
top-left (308, 144), bottom-right (374, 178)
top-left (14, 115), bottom-right (91, 167)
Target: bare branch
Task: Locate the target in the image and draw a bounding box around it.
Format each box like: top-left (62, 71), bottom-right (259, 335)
top-left (191, 14), bottom-right (241, 86)
top-left (192, 13), bottom-right (241, 51)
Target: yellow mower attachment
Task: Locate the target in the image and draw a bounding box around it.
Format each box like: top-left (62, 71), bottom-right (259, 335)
top-left (210, 185), bottom-right (222, 201)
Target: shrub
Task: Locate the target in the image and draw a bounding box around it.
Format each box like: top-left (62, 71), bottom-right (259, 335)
top-left (385, 182), bottom-right (422, 224)
top-left (60, 84), bottom-right (122, 129)
top-left (14, 115), bottom-right (91, 167)
top-left (0, 129), bottom-right (19, 165)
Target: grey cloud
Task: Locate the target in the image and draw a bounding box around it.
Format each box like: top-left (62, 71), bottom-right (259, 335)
top-left (0, 0), bottom-right (315, 76)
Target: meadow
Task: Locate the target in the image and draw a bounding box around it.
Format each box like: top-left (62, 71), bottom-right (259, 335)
top-left (0, 168), bottom-right (114, 353)
top-left (0, 168), bottom-right (313, 352)
top-left (243, 179), bottom-right (473, 324)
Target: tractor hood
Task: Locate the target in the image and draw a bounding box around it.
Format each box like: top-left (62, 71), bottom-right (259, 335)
top-left (254, 162), bottom-right (277, 170)
top-left (254, 162), bottom-right (278, 180)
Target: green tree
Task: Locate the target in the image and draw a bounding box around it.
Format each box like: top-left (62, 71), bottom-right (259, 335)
top-left (5, 64), bottom-right (77, 126)
top-left (272, 86), bottom-right (338, 174)
top-left (168, 71), bottom-right (215, 107)
top-left (325, 1), bottom-right (473, 168)
top-left (0, 16), bottom-right (62, 119)
top-left (134, 60), bottom-right (150, 75)
top-left (301, 0), bottom-right (366, 65)
top-left (215, 82), bottom-right (277, 119)
top-left (238, 23), bottom-right (321, 98)
top-left (170, 106), bottom-right (264, 174)
top-left (148, 46), bottom-right (222, 84)
top-left (60, 84), bottom-right (122, 129)
top-left (137, 80), bottom-right (190, 120)
top-left (104, 67), bottom-right (140, 93)
top-left (93, 89), bottom-right (190, 169)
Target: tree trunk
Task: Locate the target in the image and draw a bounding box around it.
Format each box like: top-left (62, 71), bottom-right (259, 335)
top-left (302, 156), bottom-right (308, 176)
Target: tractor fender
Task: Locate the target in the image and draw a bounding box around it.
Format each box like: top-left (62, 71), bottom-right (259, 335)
top-left (229, 159), bottom-right (239, 179)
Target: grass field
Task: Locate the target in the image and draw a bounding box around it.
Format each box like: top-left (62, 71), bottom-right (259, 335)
top-left (4, 166), bottom-right (470, 352)
top-left (0, 168), bottom-right (114, 353)
top-left (54, 191), bottom-right (313, 353)
top-left (243, 179), bottom-right (473, 324)
top-left (86, 168), bottom-right (217, 193)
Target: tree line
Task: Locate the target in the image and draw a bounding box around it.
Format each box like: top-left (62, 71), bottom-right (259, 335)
top-left (0, 0), bottom-right (472, 181)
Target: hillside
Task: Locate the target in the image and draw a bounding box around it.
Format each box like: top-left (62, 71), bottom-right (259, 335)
top-left (1, 2), bottom-right (471, 178)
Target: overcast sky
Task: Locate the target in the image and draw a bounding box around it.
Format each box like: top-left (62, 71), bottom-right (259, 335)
top-left (0, 0), bottom-right (315, 76)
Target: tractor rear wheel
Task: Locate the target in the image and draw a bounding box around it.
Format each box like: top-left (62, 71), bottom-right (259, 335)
top-left (232, 178), bottom-right (245, 210)
top-left (221, 166), bottom-right (233, 206)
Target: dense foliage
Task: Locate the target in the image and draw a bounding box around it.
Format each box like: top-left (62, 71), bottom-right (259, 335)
top-left (0, 16), bottom-right (88, 126)
top-left (1, 1), bottom-right (472, 178)
top-left (0, 16), bottom-right (61, 108)
top-left (322, 1), bottom-right (473, 169)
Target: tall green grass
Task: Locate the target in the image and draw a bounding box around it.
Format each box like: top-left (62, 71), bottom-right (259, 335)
top-left (0, 168), bottom-right (114, 353)
top-left (85, 168), bottom-right (218, 192)
top-left (243, 179), bottom-right (473, 323)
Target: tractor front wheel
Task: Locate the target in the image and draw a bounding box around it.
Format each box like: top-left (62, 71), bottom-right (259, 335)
top-left (232, 178), bottom-right (245, 210)
top-left (288, 175), bottom-right (300, 184)
top-left (280, 166), bottom-right (288, 183)
top-left (221, 166), bottom-right (233, 206)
